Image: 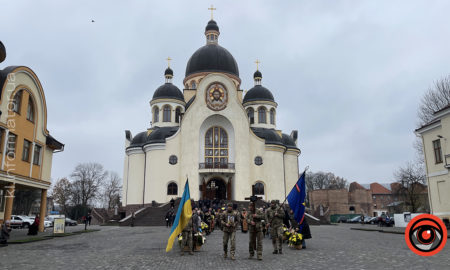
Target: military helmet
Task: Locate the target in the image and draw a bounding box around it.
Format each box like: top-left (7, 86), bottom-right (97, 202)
top-left (227, 203), bottom-right (233, 207)
top-left (271, 200), bottom-right (277, 204)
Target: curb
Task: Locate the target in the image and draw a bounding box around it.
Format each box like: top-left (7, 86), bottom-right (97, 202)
top-left (7, 229), bottom-right (101, 244)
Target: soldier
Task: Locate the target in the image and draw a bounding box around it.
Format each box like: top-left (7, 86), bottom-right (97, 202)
top-left (265, 200), bottom-right (285, 254)
top-left (247, 202), bottom-right (264, 260)
top-left (220, 203), bottom-right (240, 260)
top-left (181, 218), bottom-right (194, 255)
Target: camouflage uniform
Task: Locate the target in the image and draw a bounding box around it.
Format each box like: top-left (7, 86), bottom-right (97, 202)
top-left (247, 202), bottom-right (264, 260)
top-left (220, 204), bottom-right (240, 259)
top-left (265, 200), bottom-right (285, 254)
top-left (181, 218), bottom-right (193, 255)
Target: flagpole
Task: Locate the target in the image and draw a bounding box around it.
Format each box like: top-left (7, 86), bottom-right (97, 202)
top-left (268, 166), bottom-right (309, 225)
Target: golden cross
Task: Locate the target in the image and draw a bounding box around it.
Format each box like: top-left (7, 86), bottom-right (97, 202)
top-left (166, 57), bottom-right (172, 67)
top-left (255, 59), bottom-right (260, 70)
top-left (208, 5), bottom-right (216, 20)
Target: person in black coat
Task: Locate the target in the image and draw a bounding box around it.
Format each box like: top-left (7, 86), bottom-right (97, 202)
top-left (300, 219), bottom-right (312, 249)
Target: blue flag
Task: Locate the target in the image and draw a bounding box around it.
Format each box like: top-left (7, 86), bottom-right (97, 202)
top-left (166, 179), bottom-right (192, 252)
top-left (287, 172), bottom-right (306, 229)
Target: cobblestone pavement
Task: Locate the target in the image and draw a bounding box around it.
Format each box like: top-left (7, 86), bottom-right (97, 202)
top-left (0, 224), bottom-right (449, 270)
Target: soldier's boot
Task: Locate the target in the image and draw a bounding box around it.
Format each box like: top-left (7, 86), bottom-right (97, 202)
top-left (248, 253), bottom-right (254, 259)
top-left (257, 254), bottom-right (262, 260)
top-left (278, 249), bottom-right (282, 254)
top-left (223, 252), bottom-right (227, 259)
top-left (231, 255), bottom-right (235, 260)
top-left (189, 251), bottom-right (194, 255)
top-left (272, 250), bottom-right (278, 254)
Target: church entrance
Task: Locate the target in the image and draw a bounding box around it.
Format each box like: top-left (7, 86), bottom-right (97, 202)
top-left (203, 178), bottom-right (227, 200)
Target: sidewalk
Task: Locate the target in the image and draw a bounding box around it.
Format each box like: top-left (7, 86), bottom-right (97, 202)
top-left (5, 225), bottom-right (100, 243)
top-left (350, 224), bottom-right (405, 234)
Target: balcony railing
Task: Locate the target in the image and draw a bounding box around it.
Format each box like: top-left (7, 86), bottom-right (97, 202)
top-left (199, 163), bottom-right (235, 169)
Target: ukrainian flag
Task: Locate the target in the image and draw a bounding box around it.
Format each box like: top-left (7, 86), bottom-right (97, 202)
top-left (166, 179), bottom-right (192, 252)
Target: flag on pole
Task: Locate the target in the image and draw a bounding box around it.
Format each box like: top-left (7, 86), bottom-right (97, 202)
top-left (287, 171), bottom-right (306, 229)
top-left (165, 179), bottom-right (192, 252)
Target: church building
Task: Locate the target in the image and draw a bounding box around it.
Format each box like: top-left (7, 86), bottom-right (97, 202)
top-left (122, 17), bottom-right (300, 212)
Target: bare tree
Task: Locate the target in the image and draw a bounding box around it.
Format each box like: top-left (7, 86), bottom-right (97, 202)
top-left (51, 178), bottom-right (72, 215)
top-left (418, 74), bottom-right (450, 126)
top-left (306, 171), bottom-right (348, 191)
top-left (394, 162), bottom-right (428, 213)
top-left (102, 171), bottom-right (122, 209)
top-left (70, 162), bottom-right (107, 208)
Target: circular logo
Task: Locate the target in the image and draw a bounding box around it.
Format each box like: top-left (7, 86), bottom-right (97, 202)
top-left (205, 82), bottom-right (228, 111)
top-left (405, 214), bottom-right (447, 256)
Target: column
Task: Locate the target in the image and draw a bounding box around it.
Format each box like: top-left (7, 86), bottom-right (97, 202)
top-left (38, 189), bottom-right (47, 232)
top-left (4, 183), bottom-right (15, 223)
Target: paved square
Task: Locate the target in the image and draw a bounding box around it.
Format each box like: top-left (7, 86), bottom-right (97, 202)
top-left (0, 224), bottom-right (448, 269)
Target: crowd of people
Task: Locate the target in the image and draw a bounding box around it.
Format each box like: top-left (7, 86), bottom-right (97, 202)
top-left (172, 199), bottom-right (312, 260)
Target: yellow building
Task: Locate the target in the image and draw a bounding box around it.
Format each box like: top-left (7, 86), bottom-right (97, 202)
top-left (415, 105), bottom-right (450, 226)
top-left (0, 42), bottom-right (64, 231)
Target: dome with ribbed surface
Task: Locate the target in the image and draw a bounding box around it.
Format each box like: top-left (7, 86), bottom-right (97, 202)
top-left (243, 85), bottom-right (275, 104)
top-left (152, 83), bottom-right (184, 102)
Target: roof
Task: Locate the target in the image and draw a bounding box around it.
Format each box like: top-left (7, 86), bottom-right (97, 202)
top-left (205, 20), bottom-right (219, 32)
top-left (46, 134), bottom-right (64, 151)
top-left (185, 44), bottom-right (239, 77)
top-left (0, 41), bottom-right (5, 63)
top-left (128, 126), bottom-right (179, 149)
top-left (370, 182), bottom-right (391, 194)
top-left (348, 182), bottom-right (367, 192)
top-left (243, 85), bottom-right (275, 104)
top-left (185, 95), bottom-right (196, 110)
top-left (251, 127), bottom-right (298, 150)
top-left (152, 83), bottom-right (184, 102)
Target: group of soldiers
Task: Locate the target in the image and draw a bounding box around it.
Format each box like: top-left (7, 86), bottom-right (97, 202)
top-left (179, 199), bottom-right (310, 261)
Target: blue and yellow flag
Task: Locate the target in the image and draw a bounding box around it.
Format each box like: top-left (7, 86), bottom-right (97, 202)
top-left (166, 179), bottom-right (192, 252)
top-left (287, 171), bottom-right (306, 230)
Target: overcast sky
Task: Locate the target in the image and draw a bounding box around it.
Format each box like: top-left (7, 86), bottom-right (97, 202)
top-left (2, 1), bottom-right (450, 185)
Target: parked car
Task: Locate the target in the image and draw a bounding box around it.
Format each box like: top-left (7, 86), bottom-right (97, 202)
top-left (347, 216), bottom-right (361, 223)
top-left (8, 215), bottom-right (25, 228)
top-left (336, 216), bottom-right (348, 223)
top-left (65, 218), bottom-right (78, 226)
top-left (366, 217), bottom-right (378, 224)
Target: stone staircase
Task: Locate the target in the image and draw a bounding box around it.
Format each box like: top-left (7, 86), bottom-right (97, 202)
top-left (118, 198), bottom-right (322, 227)
top-left (119, 199), bottom-right (181, 226)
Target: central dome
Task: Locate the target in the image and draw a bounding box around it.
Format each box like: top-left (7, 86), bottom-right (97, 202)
top-left (185, 20), bottom-right (239, 78)
top-left (185, 44), bottom-right (239, 77)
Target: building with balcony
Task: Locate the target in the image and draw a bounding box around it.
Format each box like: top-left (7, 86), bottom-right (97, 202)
top-left (122, 18), bottom-right (300, 212)
top-left (415, 104), bottom-right (450, 225)
top-left (0, 41), bottom-right (64, 230)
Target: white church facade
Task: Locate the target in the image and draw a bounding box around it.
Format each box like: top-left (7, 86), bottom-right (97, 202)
top-left (122, 19), bottom-right (300, 211)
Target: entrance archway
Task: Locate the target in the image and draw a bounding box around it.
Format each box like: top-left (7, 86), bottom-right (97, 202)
top-left (203, 178), bottom-right (227, 200)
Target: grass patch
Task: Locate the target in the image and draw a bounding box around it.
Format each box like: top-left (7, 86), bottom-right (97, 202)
top-left (9, 236), bottom-right (52, 244)
top-left (72, 229), bottom-right (100, 234)
top-left (52, 233), bottom-right (76, 237)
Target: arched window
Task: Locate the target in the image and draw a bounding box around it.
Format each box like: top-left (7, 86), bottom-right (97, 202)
top-left (254, 182), bottom-right (264, 195)
top-left (12, 90), bottom-right (22, 114)
top-left (163, 105), bottom-right (171, 122)
top-left (175, 107), bottom-right (182, 123)
top-left (153, 106), bottom-right (159, 123)
top-left (204, 126), bottom-right (228, 168)
top-left (258, 107), bottom-right (266, 124)
top-left (247, 108), bottom-right (254, 124)
top-left (270, 108), bottom-right (275, 125)
top-left (191, 81), bottom-right (197, 89)
top-left (26, 96), bottom-right (34, 122)
top-left (167, 182), bottom-right (178, 195)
